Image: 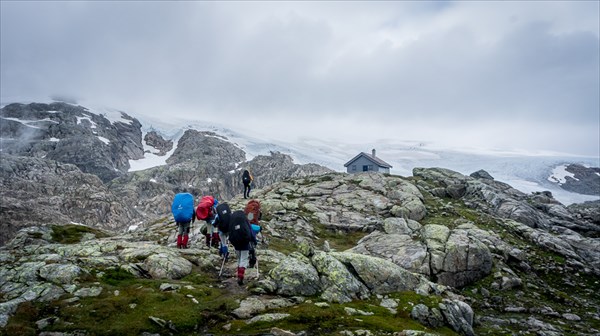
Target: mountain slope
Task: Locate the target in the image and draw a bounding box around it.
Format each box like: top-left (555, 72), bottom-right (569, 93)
top-left (1, 169), bottom-right (599, 335)
top-left (0, 102), bottom-right (334, 245)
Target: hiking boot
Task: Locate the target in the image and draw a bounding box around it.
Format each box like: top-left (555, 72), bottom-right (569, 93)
top-left (237, 267), bottom-right (245, 286)
top-left (182, 235), bottom-right (189, 249)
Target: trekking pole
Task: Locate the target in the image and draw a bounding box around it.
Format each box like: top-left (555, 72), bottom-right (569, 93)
top-left (218, 252), bottom-right (228, 278)
top-left (256, 258), bottom-right (259, 279)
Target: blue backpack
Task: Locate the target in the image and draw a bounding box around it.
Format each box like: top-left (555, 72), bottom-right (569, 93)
top-left (172, 193), bottom-right (195, 222)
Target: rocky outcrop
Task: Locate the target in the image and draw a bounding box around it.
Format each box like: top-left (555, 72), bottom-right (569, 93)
top-left (241, 151), bottom-right (333, 190)
top-left (568, 200), bottom-right (600, 227)
top-left (0, 155), bottom-right (141, 246)
top-left (550, 164), bottom-right (600, 196)
top-left (414, 167), bottom-right (600, 276)
top-left (415, 167), bottom-right (600, 234)
top-left (143, 130), bottom-right (173, 156)
top-left (247, 171), bottom-right (493, 288)
top-left (108, 130), bottom-right (333, 221)
top-left (1, 102), bottom-right (144, 182)
top-left (0, 224), bottom-right (220, 327)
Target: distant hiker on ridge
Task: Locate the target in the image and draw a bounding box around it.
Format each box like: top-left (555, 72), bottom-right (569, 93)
top-left (242, 169), bottom-right (253, 199)
top-left (171, 192), bottom-right (196, 249)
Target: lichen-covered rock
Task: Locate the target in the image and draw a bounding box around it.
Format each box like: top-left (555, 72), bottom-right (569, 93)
top-left (246, 313), bottom-right (290, 324)
top-left (269, 256), bottom-right (321, 296)
top-left (38, 264), bottom-right (82, 284)
top-left (233, 297), bottom-right (267, 319)
top-left (330, 252), bottom-right (423, 294)
top-left (143, 253), bottom-right (193, 279)
top-left (439, 299), bottom-right (475, 336)
top-left (349, 232), bottom-right (430, 275)
top-left (410, 303), bottom-right (444, 328)
top-left (311, 251), bottom-right (370, 303)
top-left (436, 229), bottom-right (493, 288)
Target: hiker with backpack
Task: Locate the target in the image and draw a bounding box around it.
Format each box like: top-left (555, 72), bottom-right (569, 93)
top-left (196, 195), bottom-right (220, 248)
top-left (242, 169), bottom-right (253, 199)
top-left (244, 199), bottom-right (262, 268)
top-left (228, 210), bottom-right (258, 285)
top-left (214, 202), bottom-right (232, 258)
top-left (171, 192), bottom-right (196, 249)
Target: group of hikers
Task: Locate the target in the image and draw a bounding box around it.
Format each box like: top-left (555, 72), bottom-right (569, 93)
top-left (170, 170), bottom-right (260, 285)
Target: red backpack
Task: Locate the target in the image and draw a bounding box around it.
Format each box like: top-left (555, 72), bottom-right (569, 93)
top-left (244, 199), bottom-right (261, 224)
top-left (196, 196), bottom-right (215, 220)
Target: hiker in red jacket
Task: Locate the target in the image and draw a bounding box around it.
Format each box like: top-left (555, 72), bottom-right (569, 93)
top-left (196, 196), bottom-right (220, 248)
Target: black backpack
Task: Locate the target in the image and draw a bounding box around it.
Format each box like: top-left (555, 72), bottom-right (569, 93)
top-left (242, 170), bottom-right (251, 183)
top-left (228, 210), bottom-right (253, 248)
top-left (214, 203), bottom-right (232, 233)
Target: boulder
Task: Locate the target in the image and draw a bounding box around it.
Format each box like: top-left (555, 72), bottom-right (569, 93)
top-left (269, 256), bottom-right (321, 296)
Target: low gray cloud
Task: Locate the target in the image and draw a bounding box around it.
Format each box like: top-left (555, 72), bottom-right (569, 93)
top-left (1, 1), bottom-right (598, 156)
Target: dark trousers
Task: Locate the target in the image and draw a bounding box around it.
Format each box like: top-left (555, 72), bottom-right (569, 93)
top-left (243, 182), bottom-right (251, 198)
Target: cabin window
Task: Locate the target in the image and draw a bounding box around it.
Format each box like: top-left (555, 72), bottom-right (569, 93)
top-left (363, 165), bottom-right (369, 171)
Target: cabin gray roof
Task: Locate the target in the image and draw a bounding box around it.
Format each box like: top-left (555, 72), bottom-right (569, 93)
top-left (344, 152), bottom-right (393, 168)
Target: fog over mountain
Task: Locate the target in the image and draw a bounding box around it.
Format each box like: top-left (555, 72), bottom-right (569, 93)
top-left (1, 1), bottom-right (599, 157)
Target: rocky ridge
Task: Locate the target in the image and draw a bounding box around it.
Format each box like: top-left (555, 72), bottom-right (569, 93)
top-left (0, 155), bottom-right (139, 246)
top-left (0, 102), bottom-right (144, 182)
top-left (552, 164), bottom-right (600, 196)
top-left (1, 169), bottom-right (599, 335)
top-left (0, 103), bottom-right (333, 245)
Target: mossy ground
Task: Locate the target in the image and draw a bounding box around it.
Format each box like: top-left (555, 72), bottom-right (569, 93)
top-left (2, 266), bottom-right (242, 336)
top-left (3, 267), bottom-right (460, 336)
top-left (220, 294), bottom-right (457, 336)
top-left (50, 224), bottom-right (109, 244)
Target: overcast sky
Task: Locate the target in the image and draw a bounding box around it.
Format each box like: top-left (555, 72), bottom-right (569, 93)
top-left (1, 1), bottom-right (598, 156)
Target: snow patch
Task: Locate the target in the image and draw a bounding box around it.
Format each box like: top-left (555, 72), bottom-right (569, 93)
top-left (76, 115), bottom-right (98, 129)
top-left (140, 131), bottom-right (162, 155)
top-left (1, 117), bottom-right (59, 129)
top-left (78, 102), bottom-right (134, 126)
top-left (206, 178), bottom-right (213, 183)
top-left (128, 134), bottom-right (180, 172)
top-left (149, 178), bottom-right (157, 183)
top-left (548, 165), bottom-right (577, 184)
top-left (97, 136), bottom-right (110, 145)
top-left (49, 137), bottom-right (60, 142)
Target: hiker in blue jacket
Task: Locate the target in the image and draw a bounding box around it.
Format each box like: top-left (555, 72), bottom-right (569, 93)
top-left (171, 192), bottom-right (196, 249)
top-left (177, 211), bottom-right (196, 248)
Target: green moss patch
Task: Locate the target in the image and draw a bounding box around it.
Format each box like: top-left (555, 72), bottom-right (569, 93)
top-left (218, 297), bottom-right (457, 335)
top-left (4, 267), bottom-right (243, 336)
top-left (51, 224), bottom-right (109, 244)
top-left (313, 225), bottom-right (368, 252)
